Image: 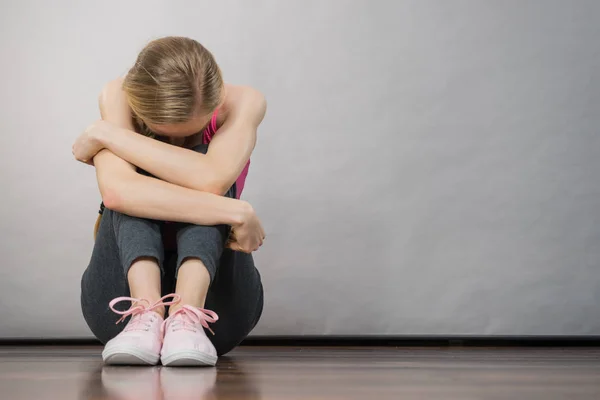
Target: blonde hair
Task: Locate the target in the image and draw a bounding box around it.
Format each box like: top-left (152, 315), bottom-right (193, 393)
top-left (123, 36), bottom-right (224, 135)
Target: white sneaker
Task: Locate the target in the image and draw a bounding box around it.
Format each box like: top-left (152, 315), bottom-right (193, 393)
top-left (160, 305), bottom-right (219, 367)
top-left (102, 294), bottom-right (180, 365)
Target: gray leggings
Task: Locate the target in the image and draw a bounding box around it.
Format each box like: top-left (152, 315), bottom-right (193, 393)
top-left (80, 145), bottom-right (263, 356)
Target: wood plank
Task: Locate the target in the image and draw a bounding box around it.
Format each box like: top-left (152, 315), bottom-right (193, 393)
top-left (0, 346), bottom-right (599, 399)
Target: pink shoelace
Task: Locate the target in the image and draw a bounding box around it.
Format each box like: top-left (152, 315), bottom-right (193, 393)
top-left (163, 305), bottom-right (219, 336)
top-left (109, 294), bottom-right (181, 332)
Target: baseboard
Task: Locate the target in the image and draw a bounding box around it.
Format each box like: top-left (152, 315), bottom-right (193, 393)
top-left (1, 336), bottom-right (600, 346)
top-left (241, 335), bottom-right (600, 346)
top-left (0, 338), bottom-right (100, 346)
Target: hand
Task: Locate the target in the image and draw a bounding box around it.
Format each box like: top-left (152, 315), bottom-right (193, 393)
top-left (227, 202), bottom-right (266, 253)
top-left (72, 120), bottom-right (114, 165)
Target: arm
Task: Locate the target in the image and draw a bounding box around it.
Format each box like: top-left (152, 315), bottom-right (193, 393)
top-left (94, 149), bottom-right (250, 226)
top-left (99, 82), bottom-right (266, 195)
top-left (94, 80), bottom-right (251, 226)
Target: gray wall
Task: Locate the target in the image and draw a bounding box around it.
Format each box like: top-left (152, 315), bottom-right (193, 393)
top-left (1, 0), bottom-right (599, 338)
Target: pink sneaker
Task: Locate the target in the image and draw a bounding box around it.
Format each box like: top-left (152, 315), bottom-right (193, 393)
top-left (102, 294), bottom-right (180, 365)
top-left (160, 305), bottom-right (219, 367)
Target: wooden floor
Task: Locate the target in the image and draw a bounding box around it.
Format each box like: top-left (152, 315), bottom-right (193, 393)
top-left (0, 346), bottom-right (599, 399)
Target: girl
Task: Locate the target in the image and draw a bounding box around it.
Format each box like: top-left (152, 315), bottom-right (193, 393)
top-left (73, 36), bottom-right (266, 367)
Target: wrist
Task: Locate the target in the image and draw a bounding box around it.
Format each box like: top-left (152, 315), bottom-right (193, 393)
top-left (230, 200), bottom-right (253, 227)
top-left (96, 124), bottom-right (122, 150)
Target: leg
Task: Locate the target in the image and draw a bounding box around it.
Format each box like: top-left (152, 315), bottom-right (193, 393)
top-left (111, 207), bottom-right (167, 316)
top-left (162, 219), bottom-right (263, 362)
top-left (128, 258), bottom-right (165, 316)
top-left (160, 145), bottom-right (263, 364)
top-left (167, 217), bottom-right (263, 354)
top-left (168, 218), bottom-right (229, 313)
top-left (167, 144), bottom-right (232, 314)
top-left (80, 208), bottom-right (165, 344)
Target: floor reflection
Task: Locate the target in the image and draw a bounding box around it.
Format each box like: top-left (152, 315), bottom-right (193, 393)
top-left (80, 357), bottom-right (261, 400)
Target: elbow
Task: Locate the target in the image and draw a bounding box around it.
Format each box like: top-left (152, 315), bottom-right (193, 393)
top-left (101, 187), bottom-right (122, 212)
top-left (211, 183), bottom-right (233, 196)
top-left (188, 169), bottom-right (231, 196)
top-left (99, 179), bottom-right (129, 212)
top-left (100, 185), bottom-right (124, 212)
top-left (193, 181), bottom-right (230, 196)
top-left (248, 88), bottom-right (267, 124)
top-left (204, 175), bottom-right (234, 196)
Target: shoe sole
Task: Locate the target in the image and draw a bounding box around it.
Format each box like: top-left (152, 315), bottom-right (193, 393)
top-left (161, 350), bottom-right (217, 367)
top-left (102, 345), bottom-right (159, 366)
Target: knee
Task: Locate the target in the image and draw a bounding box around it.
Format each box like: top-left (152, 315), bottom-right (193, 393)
top-left (109, 208), bottom-right (154, 228)
top-left (175, 209), bottom-right (229, 248)
top-left (177, 222), bottom-right (228, 245)
top-left (176, 224), bottom-right (228, 279)
top-left (111, 209), bottom-right (163, 242)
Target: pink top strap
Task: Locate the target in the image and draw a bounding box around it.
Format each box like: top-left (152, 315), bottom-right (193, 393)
top-left (202, 109), bottom-right (220, 144)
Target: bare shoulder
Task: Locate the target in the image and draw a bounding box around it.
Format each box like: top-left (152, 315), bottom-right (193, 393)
top-left (222, 84), bottom-right (267, 125)
top-left (99, 77), bottom-right (126, 106)
top-left (224, 84), bottom-right (265, 102)
top-left (101, 77), bottom-right (125, 94)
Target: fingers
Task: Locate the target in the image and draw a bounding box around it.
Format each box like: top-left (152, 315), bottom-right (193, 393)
top-left (227, 227), bottom-right (265, 253)
top-left (253, 235), bottom-right (263, 251)
top-left (72, 148), bottom-right (90, 165)
top-left (258, 223), bottom-right (266, 246)
top-left (72, 150), bottom-right (91, 165)
top-left (226, 240), bottom-right (252, 254)
top-left (228, 242), bottom-right (260, 253)
top-left (226, 241), bottom-right (242, 251)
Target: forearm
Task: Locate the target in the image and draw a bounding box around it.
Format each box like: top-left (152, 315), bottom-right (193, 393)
top-left (100, 163), bottom-right (247, 226)
top-left (98, 84), bottom-right (264, 195)
top-left (94, 82), bottom-right (252, 225)
top-left (98, 79), bottom-right (217, 192)
top-left (100, 127), bottom-right (222, 192)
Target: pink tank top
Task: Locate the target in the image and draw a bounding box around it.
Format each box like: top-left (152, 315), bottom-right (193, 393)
top-left (202, 109), bottom-right (250, 198)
